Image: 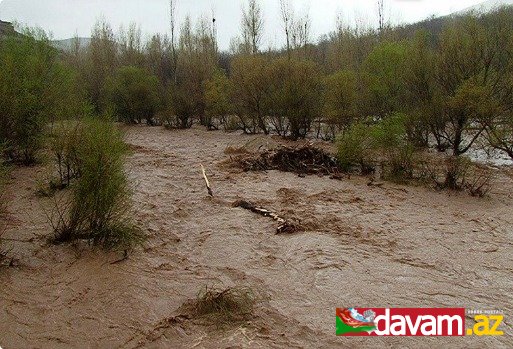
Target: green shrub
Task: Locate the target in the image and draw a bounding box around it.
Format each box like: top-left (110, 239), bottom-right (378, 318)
top-left (370, 113), bottom-right (416, 181)
top-left (485, 113), bottom-right (513, 160)
top-left (323, 69), bottom-right (358, 137)
top-left (205, 70), bottom-right (233, 130)
top-left (230, 55), bottom-right (272, 134)
top-left (336, 121), bottom-right (375, 172)
top-left (52, 118), bottom-right (143, 251)
top-left (337, 114), bottom-right (416, 179)
top-left (49, 122), bottom-right (83, 189)
top-left (362, 42), bottom-right (409, 117)
top-left (0, 28), bottom-right (84, 164)
top-left (267, 58), bottom-right (323, 140)
top-left (107, 66), bottom-right (160, 125)
top-left (163, 83), bottom-right (197, 129)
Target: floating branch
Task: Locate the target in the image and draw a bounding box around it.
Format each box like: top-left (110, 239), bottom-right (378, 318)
top-left (232, 200), bottom-right (297, 234)
top-left (201, 164), bottom-right (213, 197)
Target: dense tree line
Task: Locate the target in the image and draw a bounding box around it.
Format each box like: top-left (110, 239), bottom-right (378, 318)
top-left (1, 3), bottom-right (513, 165)
top-left (61, 4), bottom-right (513, 157)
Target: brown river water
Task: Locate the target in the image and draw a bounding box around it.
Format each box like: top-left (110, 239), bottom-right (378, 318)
top-left (1, 125), bottom-right (512, 348)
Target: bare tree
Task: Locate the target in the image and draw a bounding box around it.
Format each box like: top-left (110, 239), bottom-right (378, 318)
top-left (242, 0), bottom-right (264, 54)
top-left (170, 0), bottom-right (178, 81)
top-left (118, 22), bottom-right (143, 66)
top-left (211, 7), bottom-right (218, 58)
top-left (293, 11), bottom-right (311, 52)
top-left (377, 0), bottom-right (386, 34)
top-left (280, 0), bottom-right (293, 59)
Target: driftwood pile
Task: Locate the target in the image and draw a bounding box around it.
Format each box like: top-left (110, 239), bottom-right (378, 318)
top-left (236, 145), bottom-right (340, 176)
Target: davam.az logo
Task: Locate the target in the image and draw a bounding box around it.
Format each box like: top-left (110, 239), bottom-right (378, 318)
top-left (336, 308), bottom-right (504, 336)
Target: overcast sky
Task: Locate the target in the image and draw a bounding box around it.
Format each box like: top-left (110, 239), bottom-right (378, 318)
top-left (0, 0), bottom-right (486, 49)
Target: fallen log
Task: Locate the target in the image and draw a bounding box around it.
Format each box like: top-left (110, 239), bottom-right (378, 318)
top-left (232, 200), bottom-right (297, 234)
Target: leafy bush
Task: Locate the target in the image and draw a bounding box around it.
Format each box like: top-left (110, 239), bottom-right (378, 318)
top-left (336, 122), bottom-right (375, 172)
top-left (323, 70), bottom-right (359, 139)
top-left (485, 113), bottom-right (513, 160)
top-left (0, 28), bottom-right (84, 164)
top-left (267, 58), bottom-right (323, 140)
top-left (370, 113), bottom-right (416, 181)
top-left (362, 42), bottom-right (408, 118)
top-left (163, 83), bottom-right (197, 129)
top-left (401, 31), bottom-right (436, 148)
top-left (49, 122), bottom-right (83, 188)
top-left (37, 121), bottom-right (84, 198)
top-left (337, 114), bottom-right (416, 180)
top-left (52, 118), bottom-right (143, 251)
top-left (205, 70), bottom-right (233, 130)
top-left (230, 55), bottom-right (272, 134)
top-left (107, 66), bottom-right (160, 125)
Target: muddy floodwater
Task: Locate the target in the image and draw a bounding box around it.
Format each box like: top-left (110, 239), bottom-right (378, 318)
top-left (1, 125), bottom-right (512, 348)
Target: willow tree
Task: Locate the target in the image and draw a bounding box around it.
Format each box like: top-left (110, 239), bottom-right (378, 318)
top-left (435, 14), bottom-right (512, 156)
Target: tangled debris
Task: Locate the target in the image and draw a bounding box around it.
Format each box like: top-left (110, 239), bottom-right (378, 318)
top-left (234, 145), bottom-right (340, 176)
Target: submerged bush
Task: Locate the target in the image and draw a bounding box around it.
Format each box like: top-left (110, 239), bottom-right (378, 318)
top-left (267, 58), bottom-right (323, 140)
top-left (323, 70), bottom-right (359, 138)
top-left (371, 113), bottom-right (416, 181)
top-left (187, 286), bottom-right (256, 326)
top-left (38, 121), bottom-right (84, 198)
top-left (439, 156), bottom-right (493, 196)
top-left (337, 114), bottom-right (417, 181)
top-left (336, 122), bottom-right (375, 172)
top-left (52, 118), bottom-right (143, 250)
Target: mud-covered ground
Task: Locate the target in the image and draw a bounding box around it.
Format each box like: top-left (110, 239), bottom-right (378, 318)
top-left (1, 125), bottom-right (512, 348)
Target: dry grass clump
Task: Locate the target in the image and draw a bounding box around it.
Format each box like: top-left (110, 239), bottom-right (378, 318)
top-left (187, 286), bottom-right (256, 326)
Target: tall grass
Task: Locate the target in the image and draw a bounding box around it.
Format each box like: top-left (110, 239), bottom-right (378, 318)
top-left (52, 118), bottom-right (144, 250)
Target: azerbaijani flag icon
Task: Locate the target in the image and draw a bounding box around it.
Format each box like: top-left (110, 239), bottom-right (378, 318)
top-left (336, 308), bottom-right (377, 336)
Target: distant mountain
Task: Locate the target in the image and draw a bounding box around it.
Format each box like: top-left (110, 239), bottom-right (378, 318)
top-left (0, 20), bottom-right (16, 38)
top-left (455, 0), bottom-right (513, 15)
top-left (51, 37), bottom-right (91, 51)
top-left (390, 0), bottom-right (513, 44)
